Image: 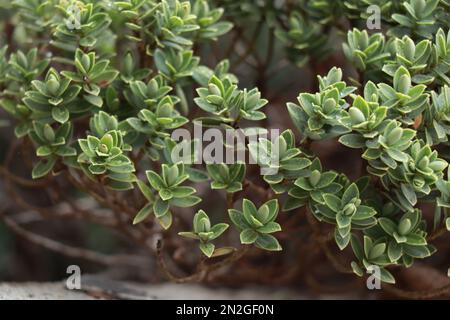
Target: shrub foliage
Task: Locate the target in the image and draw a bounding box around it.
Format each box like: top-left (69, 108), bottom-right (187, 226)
top-left (1, 0), bottom-right (450, 287)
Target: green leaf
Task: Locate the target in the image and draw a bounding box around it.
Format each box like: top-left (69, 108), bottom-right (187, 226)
top-left (387, 241), bottom-right (403, 262)
top-left (378, 218), bottom-right (396, 236)
top-left (206, 164), bottom-right (226, 183)
top-left (52, 106), bottom-right (69, 124)
top-left (153, 198), bottom-right (169, 218)
top-left (402, 244), bottom-right (431, 258)
top-left (136, 180), bottom-right (155, 202)
top-left (211, 247), bottom-right (236, 258)
top-left (145, 170), bottom-right (165, 190)
top-left (171, 186), bottom-right (196, 198)
top-left (351, 234), bottom-right (364, 261)
top-left (368, 243), bottom-right (386, 260)
top-left (84, 94), bottom-right (103, 108)
top-left (379, 268), bottom-right (396, 284)
top-left (401, 184), bottom-right (417, 206)
top-left (281, 157), bottom-right (310, 170)
top-left (342, 183), bottom-right (359, 204)
top-left (240, 229), bottom-right (258, 244)
top-left (89, 164), bottom-right (106, 175)
top-left (159, 188), bottom-right (173, 201)
top-left (199, 242), bottom-right (215, 258)
top-left (187, 167), bottom-right (209, 182)
top-left (353, 205), bottom-right (376, 220)
top-left (170, 195), bottom-right (201, 207)
top-left (283, 196), bottom-right (307, 211)
top-left (242, 198), bottom-right (258, 219)
top-left (260, 199), bottom-right (279, 223)
top-left (133, 203), bottom-right (153, 225)
top-left (211, 181), bottom-right (227, 189)
top-left (405, 234), bottom-right (427, 246)
top-left (254, 234), bottom-right (282, 251)
top-left (162, 164), bottom-right (179, 186)
top-left (154, 49), bottom-right (168, 75)
top-left (398, 218), bottom-right (412, 235)
top-left (157, 211), bottom-right (173, 230)
top-left (363, 236), bottom-right (373, 256)
top-left (87, 135), bottom-right (100, 151)
top-left (316, 172), bottom-right (338, 188)
top-left (193, 210), bottom-right (209, 233)
top-left (228, 209), bottom-right (248, 230)
top-left (393, 232), bottom-right (408, 243)
top-left (339, 134), bottom-right (365, 148)
top-left (351, 261), bottom-right (364, 277)
top-left (226, 182), bottom-right (243, 193)
top-left (178, 232), bottom-right (200, 240)
top-left (79, 36), bottom-right (96, 47)
top-left (210, 223), bottom-right (229, 240)
top-left (323, 194), bottom-right (341, 212)
top-left (55, 146), bottom-right (77, 157)
top-left (36, 146), bottom-right (53, 157)
top-left (32, 158), bottom-right (56, 179)
top-left (335, 229), bottom-right (351, 250)
top-left (336, 213), bottom-right (351, 228)
top-left (257, 222), bottom-right (281, 234)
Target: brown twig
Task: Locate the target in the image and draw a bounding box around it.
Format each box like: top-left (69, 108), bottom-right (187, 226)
top-left (1, 212), bottom-right (149, 268)
top-left (156, 239), bottom-right (249, 283)
top-left (428, 224), bottom-right (449, 241)
top-left (305, 208), bottom-right (353, 274)
top-left (244, 178), bottom-right (272, 200)
top-left (0, 165), bottom-right (51, 188)
top-left (232, 19), bottom-right (264, 69)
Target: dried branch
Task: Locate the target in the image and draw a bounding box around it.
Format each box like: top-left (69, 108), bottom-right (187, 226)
top-left (1, 212), bottom-right (150, 268)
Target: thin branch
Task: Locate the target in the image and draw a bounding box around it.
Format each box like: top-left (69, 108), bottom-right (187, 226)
top-left (1, 213), bottom-right (149, 268)
top-left (244, 178), bottom-right (272, 200)
top-left (156, 239), bottom-right (207, 283)
top-left (428, 224), bottom-right (449, 241)
top-left (306, 208), bottom-right (353, 274)
top-left (0, 165), bottom-right (50, 188)
top-left (156, 239), bottom-right (249, 283)
top-left (232, 19), bottom-right (264, 69)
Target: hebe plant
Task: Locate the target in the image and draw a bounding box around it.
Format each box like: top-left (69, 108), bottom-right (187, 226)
top-left (1, 0), bottom-right (450, 295)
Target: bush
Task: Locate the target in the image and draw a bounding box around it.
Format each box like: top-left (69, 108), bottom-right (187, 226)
top-left (1, 0), bottom-right (450, 294)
